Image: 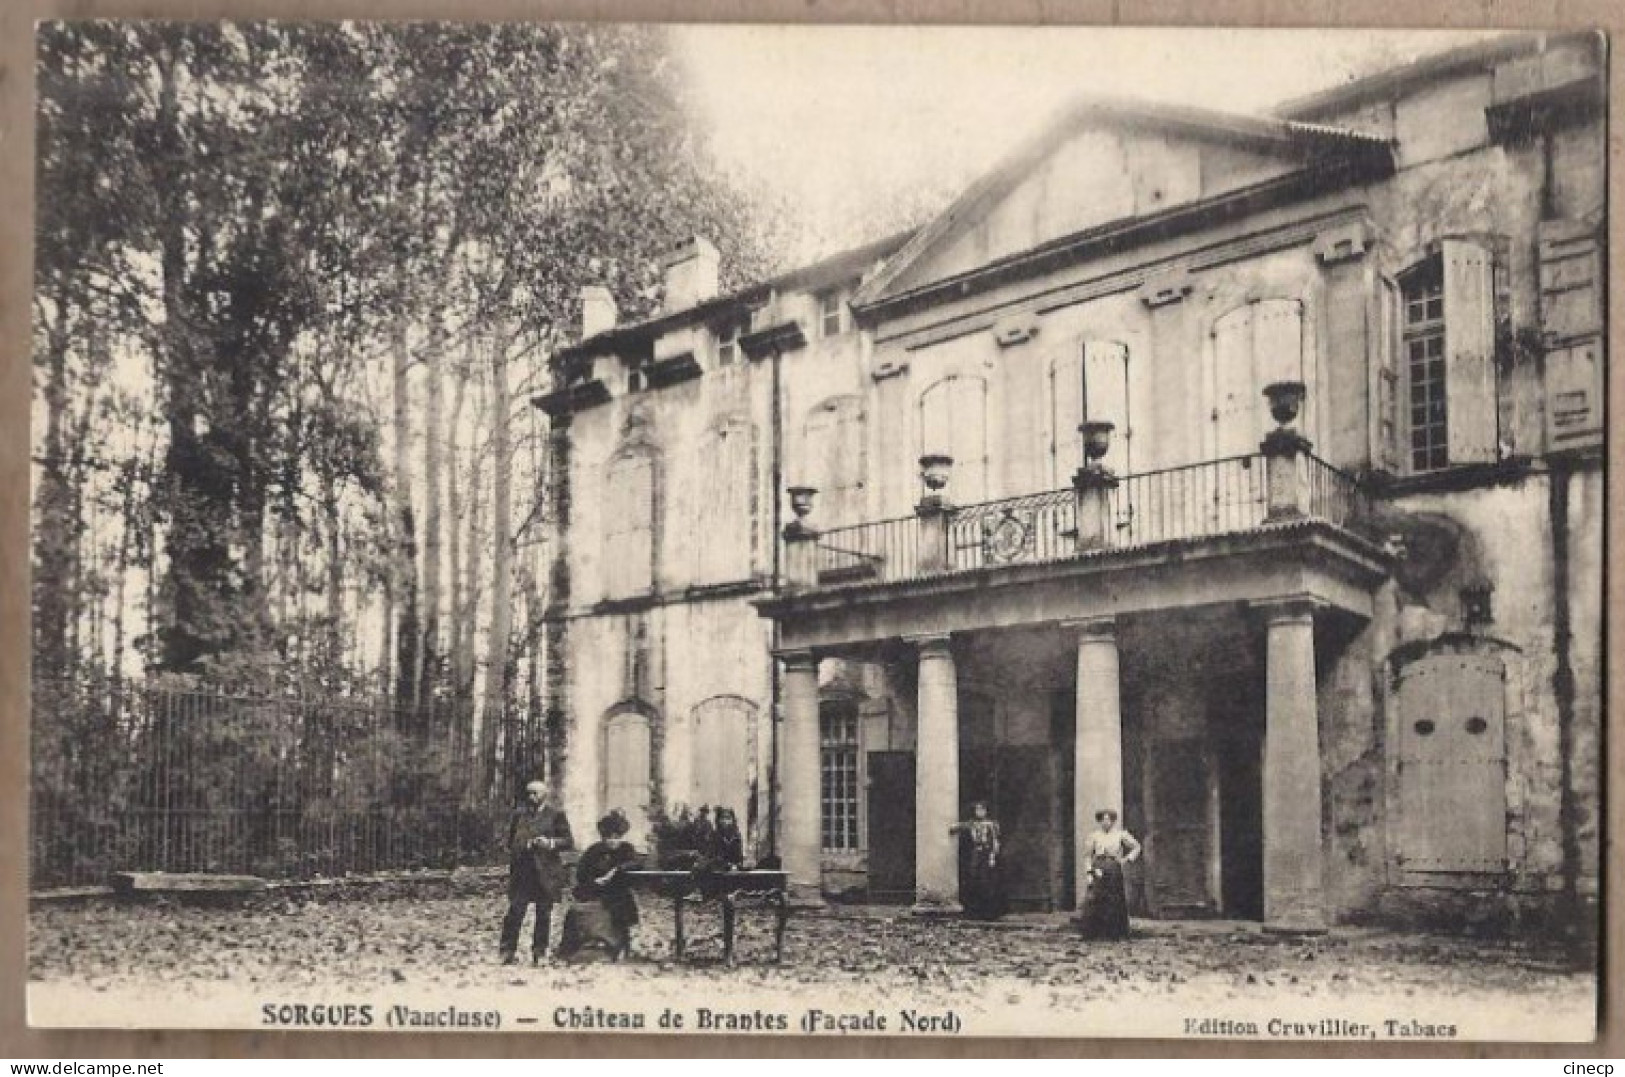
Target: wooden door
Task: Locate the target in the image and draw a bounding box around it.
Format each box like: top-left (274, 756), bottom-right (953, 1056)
top-left (1395, 654), bottom-right (1507, 872)
top-left (866, 751), bottom-right (916, 902)
top-left (1146, 739), bottom-right (1217, 916)
top-left (995, 748), bottom-right (1060, 911)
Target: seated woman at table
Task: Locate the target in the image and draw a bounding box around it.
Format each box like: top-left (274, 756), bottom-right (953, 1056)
top-left (711, 806), bottom-right (746, 869)
top-left (557, 810), bottom-right (640, 963)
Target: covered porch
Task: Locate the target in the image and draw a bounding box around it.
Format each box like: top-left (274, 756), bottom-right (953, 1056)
top-left (758, 415), bottom-right (1388, 932)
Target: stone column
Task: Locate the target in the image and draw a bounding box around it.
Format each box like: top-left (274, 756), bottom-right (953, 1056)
top-left (1259, 598), bottom-right (1326, 933)
top-left (778, 649), bottom-right (824, 905)
top-left (910, 633), bottom-right (961, 915)
top-left (1069, 617), bottom-right (1123, 907)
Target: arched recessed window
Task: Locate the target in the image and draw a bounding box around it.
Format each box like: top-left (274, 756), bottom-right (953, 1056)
top-left (1208, 299), bottom-right (1307, 459)
top-left (1049, 340), bottom-right (1131, 482)
top-left (802, 397), bottom-right (865, 527)
top-left (691, 696), bottom-right (754, 815)
top-left (603, 451), bottom-right (655, 598)
top-left (603, 708), bottom-right (653, 823)
top-left (692, 419), bottom-right (754, 585)
top-left (918, 375), bottom-right (989, 503)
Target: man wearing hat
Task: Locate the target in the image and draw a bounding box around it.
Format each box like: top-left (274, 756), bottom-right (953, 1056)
top-left (1078, 807), bottom-right (1141, 940)
top-left (500, 780), bottom-right (575, 965)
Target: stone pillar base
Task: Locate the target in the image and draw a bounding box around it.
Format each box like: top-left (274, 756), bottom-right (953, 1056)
top-left (909, 900), bottom-right (964, 919)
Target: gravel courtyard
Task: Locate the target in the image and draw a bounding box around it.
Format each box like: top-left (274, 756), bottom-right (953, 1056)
top-left (27, 881), bottom-right (1597, 1039)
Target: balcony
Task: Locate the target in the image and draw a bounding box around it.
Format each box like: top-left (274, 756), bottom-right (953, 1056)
top-left (794, 451), bottom-right (1371, 592)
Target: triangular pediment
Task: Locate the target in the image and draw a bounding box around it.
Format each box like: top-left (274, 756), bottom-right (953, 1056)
top-left (857, 99), bottom-right (1389, 307)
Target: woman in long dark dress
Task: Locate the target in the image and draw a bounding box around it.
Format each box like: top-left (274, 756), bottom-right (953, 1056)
top-left (1078, 807), bottom-right (1141, 939)
top-left (557, 810), bottom-right (640, 963)
top-left (711, 807), bottom-right (746, 869)
top-left (948, 801), bottom-right (1005, 921)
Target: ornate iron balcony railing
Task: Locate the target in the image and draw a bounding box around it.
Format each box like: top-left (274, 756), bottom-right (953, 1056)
top-left (801, 452), bottom-right (1367, 590)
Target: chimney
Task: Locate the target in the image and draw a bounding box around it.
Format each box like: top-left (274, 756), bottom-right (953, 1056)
top-left (659, 236), bottom-right (720, 314)
top-left (580, 285), bottom-right (617, 340)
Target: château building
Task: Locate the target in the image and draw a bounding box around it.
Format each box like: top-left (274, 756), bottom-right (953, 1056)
top-left (534, 32), bottom-right (1604, 931)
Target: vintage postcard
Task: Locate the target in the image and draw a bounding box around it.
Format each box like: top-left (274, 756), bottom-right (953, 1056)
top-left (24, 22), bottom-right (1605, 1041)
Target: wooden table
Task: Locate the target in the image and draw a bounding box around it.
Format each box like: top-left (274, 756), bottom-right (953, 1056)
top-left (625, 870), bottom-right (789, 964)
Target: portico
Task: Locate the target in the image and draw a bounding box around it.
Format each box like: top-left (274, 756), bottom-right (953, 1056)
top-left (759, 415), bottom-right (1387, 929)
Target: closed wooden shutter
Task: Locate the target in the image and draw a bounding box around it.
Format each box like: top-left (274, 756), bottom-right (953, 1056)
top-left (691, 697), bottom-right (753, 814)
top-left (1210, 305), bottom-right (1257, 458)
top-left (604, 455), bottom-right (654, 598)
top-left (1083, 340), bottom-right (1131, 475)
top-left (1537, 220), bottom-right (1602, 342)
top-left (694, 421), bottom-right (753, 584)
top-left (1441, 239), bottom-right (1498, 464)
top-left (1395, 653), bottom-right (1507, 873)
top-left (604, 710), bottom-right (652, 822)
top-left (920, 376), bottom-right (988, 503)
top-left (1545, 340), bottom-right (1602, 447)
top-left (1254, 299), bottom-right (1307, 441)
top-left (1377, 279), bottom-right (1402, 472)
top-left (803, 397), bottom-right (864, 527)
top-left (1048, 346), bottom-right (1085, 485)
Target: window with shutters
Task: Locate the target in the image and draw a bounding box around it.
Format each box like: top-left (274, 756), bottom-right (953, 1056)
top-left (603, 708), bottom-right (653, 824)
top-left (1397, 240), bottom-right (1499, 472)
top-left (1206, 299), bottom-right (1308, 461)
top-left (1393, 652), bottom-right (1508, 875)
top-left (692, 419), bottom-right (754, 585)
top-left (1049, 340), bottom-right (1131, 484)
top-left (691, 696), bottom-right (754, 815)
top-left (820, 700), bottom-right (861, 852)
top-left (802, 397), bottom-right (865, 527)
top-left (918, 375), bottom-right (990, 503)
top-left (603, 452), bottom-right (655, 598)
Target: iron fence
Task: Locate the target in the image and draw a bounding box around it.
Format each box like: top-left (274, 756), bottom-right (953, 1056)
top-left (30, 678), bottom-right (546, 889)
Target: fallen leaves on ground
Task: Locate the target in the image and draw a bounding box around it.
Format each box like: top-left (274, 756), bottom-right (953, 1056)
top-left (27, 886), bottom-right (1592, 1011)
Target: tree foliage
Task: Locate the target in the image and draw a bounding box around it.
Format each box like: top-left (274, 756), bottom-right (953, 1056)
top-left (32, 22), bottom-right (779, 835)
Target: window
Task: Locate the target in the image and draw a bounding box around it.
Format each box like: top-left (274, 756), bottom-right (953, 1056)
top-left (716, 321), bottom-right (742, 367)
top-left (1049, 340), bottom-right (1131, 482)
top-left (802, 397), bottom-right (865, 527)
top-left (1402, 259), bottom-right (1448, 472)
top-left (603, 452), bottom-right (654, 598)
top-left (1396, 239), bottom-right (1499, 472)
top-left (820, 700), bottom-right (860, 852)
top-left (603, 709), bottom-right (653, 825)
top-left (626, 360), bottom-right (649, 394)
top-left (691, 696), bottom-right (754, 815)
top-left (693, 419), bottom-right (754, 584)
top-left (1208, 299), bottom-right (1307, 459)
top-left (817, 290), bottom-right (845, 338)
top-left (918, 375), bottom-right (989, 503)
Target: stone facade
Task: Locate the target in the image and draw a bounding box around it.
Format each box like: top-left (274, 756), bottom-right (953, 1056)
top-left (535, 33), bottom-right (1603, 933)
